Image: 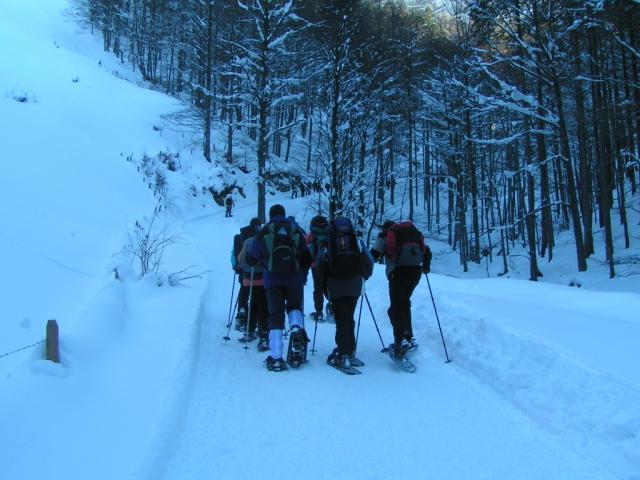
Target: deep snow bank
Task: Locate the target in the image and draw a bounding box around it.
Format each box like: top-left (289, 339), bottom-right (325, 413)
top-left (0, 1), bottom-right (207, 478)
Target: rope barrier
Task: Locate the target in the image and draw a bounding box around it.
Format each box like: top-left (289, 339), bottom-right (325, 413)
top-left (0, 340), bottom-right (46, 359)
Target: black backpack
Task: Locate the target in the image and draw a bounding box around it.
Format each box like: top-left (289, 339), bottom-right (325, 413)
top-left (226, 197), bottom-right (232, 206)
top-left (263, 221), bottom-right (301, 274)
top-left (326, 217), bottom-right (361, 278)
top-left (309, 216), bottom-right (329, 260)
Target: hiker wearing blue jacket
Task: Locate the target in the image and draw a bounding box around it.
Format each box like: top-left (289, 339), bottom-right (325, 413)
top-left (246, 204), bottom-right (313, 371)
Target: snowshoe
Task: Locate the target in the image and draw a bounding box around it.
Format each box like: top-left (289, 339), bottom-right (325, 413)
top-left (400, 338), bottom-right (418, 355)
top-left (308, 311), bottom-right (325, 323)
top-left (385, 343), bottom-right (416, 373)
top-left (265, 356), bottom-right (288, 372)
top-left (286, 326), bottom-right (309, 368)
top-left (238, 331), bottom-right (258, 343)
top-left (327, 348), bottom-right (361, 375)
top-left (324, 303), bottom-right (335, 324)
top-left (349, 355), bottom-right (365, 367)
top-left (257, 337), bottom-right (269, 352)
top-left (235, 308), bottom-right (247, 332)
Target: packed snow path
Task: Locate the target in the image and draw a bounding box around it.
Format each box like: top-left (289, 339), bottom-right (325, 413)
top-left (156, 200), bottom-right (637, 480)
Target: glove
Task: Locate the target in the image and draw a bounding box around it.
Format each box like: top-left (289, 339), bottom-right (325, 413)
top-left (422, 246), bottom-right (432, 274)
top-left (300, 250), bottom-right (313, 271)
top-left (245, 253), bottom-right (259, 267)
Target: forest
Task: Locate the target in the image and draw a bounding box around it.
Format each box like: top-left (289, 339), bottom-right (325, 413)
top-left (71, 0), bottom-right (640, 279)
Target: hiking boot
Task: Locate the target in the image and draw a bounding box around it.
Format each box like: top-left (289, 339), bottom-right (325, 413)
top-left (235, 308), bottom-right (247, 332)
top-left (349, 354), bottom-right (364, 367)
top-left (309, 311), bottom-right (324, 322)
top-left (389, 342), bottom-right (404, 359)
top-left (326, 348), bottom-right (350, 368)
top-left (326, 347), bottom-right (340, 367)
top-left (324, 303), bottom-right (335, 323)
top-left (257, 337), bottom-right (269, 352)
top-left (340, 354), bottom-right (352, 369)
top-left (265, 356), bottom-right (287, 372)
top-left (401, 338), bottom-right (418, 355)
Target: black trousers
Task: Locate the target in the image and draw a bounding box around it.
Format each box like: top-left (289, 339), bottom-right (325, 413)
top-left (247, 285), bottom-right (268, 337)
top-left (237, 281), bottom-right (249, 313)
top-left (311, 268), bottom-right (324, 314)
top-left (266, 283), bottom-right (303, 330)
top-left (332, 295), bottom-right (359, 356)
top-left (387, 267), bottom-right (422, 343)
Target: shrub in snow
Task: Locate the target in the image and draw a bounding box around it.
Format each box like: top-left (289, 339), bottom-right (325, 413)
top-left (120, 211), bottom-right (179, 276)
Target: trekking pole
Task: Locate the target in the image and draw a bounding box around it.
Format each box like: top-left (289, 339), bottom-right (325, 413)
top-left (223, 273), bottom-right (238, 341)
top-left (312, 288), bottom-right (329, 355)
top-left (363, 293), bottom-right (386, 351)
top-left (425, 274), bottom-right (452, 363)
top-left (223, 293), bottom-right (239, 341)
top-left (353, 284), bottom-right (365, 355)
top-left (242, 268), bottom-right (255, 350)
top-left (310, 312), bottom-right (319, 355)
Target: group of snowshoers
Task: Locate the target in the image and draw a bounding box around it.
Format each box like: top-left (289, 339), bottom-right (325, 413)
top-left (230, 203), bottom-right (432, 373)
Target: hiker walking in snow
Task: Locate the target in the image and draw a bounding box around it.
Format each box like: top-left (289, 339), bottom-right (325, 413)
top-left (246, 204), bottom-right (313, 371)
top-left (370, 220), bottom-right (432, 358)
top-left (237, 221), bottom-right (269, 351)
top-left (316, 217), bottom-right (373, 370)
top-left (231, 218), bottom-right (262, 331)
top-left (225, 195), bottom-right (235, 217)
top-left (306, 215), bottom-right (330, 321)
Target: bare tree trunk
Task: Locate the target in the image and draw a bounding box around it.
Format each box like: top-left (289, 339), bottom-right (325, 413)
top-left (465, 109), bottom-right (480, 262)
top-left (203, 2), bottom-right (213, 162)
top-left (573, 33), bottom-right (594, 256)
top-left (553, 74), bottom-right (587, 271)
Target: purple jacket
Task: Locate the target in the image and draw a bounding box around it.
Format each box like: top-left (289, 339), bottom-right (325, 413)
top-left (246, 215), bottom-right (311, 288)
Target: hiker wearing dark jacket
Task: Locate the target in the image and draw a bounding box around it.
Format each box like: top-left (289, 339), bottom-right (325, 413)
top-left (370, 220), bottom-right (432, 357)
top-left (225, 195), bottom-right (235, 217)
top-left (306, 215), bottom-right (329, 321)
top-left (316, 217), bottom-right (373, 369)
top-left (237, 227), bottom-right (269, 351)
top-left (246, 204), bottom-right (312, 371)
top-left (230, 218), bottom-right (262, 331)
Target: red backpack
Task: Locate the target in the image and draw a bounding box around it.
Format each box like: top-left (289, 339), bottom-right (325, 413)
top-left (385, 222), bottom-right (425, 266)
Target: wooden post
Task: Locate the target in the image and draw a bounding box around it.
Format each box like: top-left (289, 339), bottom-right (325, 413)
top-left (46, 319), bottom-right (60, 363)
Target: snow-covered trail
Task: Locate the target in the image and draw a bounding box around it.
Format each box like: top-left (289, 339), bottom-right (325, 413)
top-left (158, 201), bottom-right (619, 480)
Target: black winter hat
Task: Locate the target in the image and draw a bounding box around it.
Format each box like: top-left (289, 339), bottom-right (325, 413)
top-left (382, 220), bottom-right (396, 231)
top-left (269, 204), bottom-right (286, 219)
top-left (310, 215), bottom-right (328, 227)
top-left (250, 217), bottom-right (262, 227)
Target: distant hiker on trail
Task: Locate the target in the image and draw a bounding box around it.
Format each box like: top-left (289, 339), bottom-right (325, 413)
top-left (225, 195), bottom-right (235, 217)
top-left (306, 215), bottom-right (329, 322)
top-left (231, 218), bottom-right (262, 331)
top-left (370, 220), bottom-right (432, 359)
top-left (316, 216), bottom-right (373, 372)
top-left (237, 220), bottom-right (269, 352)
top-left (290, 186), bottom-right (298, 199)
top-left (246, 204), bottom-right (313, 372)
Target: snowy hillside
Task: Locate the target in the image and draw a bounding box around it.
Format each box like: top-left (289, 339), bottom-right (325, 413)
top-left (1, 2), bottom-right (639, 480)
top-left (1, 0), bottom-right (205, 478)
